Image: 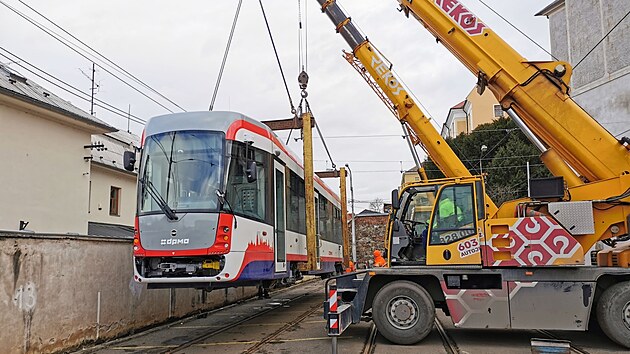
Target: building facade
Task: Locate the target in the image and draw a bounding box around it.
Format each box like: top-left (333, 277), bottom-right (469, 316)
top-left (0, 64), bottom-right (115, 234)
top-left (441, 87), bottom-right (506, 139)
top-left (537, 0), bottom-right (630, 136)
top-left (88, 131), bottom-right (139, 235)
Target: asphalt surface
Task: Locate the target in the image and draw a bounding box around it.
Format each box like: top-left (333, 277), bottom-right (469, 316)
top-left (74, 280), bottom-right (629, 354)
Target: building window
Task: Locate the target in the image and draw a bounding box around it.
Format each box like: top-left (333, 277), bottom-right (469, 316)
top-left (110, 187), bottom-right (121, 216)
top-left (493, 104), bottom-right (503, 118)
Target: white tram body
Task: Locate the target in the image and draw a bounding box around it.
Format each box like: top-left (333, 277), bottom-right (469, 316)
top-left (132, 111), bottom-right (344, 289)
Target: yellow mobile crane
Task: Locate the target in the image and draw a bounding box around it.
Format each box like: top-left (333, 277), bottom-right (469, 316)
top-left (318, 0), bottom-right (630, 348)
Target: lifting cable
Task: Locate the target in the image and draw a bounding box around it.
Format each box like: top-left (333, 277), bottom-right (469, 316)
top-left (209, 0), bottom-right (243, 111)
top-left (306, 100), bottom-right (337, 170)
top-left (258, 0), bottom-right (297, 121)
top-left (286, 0), bottom-right (308, 145)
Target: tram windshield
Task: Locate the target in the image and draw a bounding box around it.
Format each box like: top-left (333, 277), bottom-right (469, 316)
top-left (139, 130), bottom-right (225, 214)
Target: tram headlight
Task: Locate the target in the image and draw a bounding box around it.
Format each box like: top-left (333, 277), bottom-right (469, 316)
top-left (224, 243), bottom-right (229, 248)
top-left (223, 226), bottom-right (230, 233)
top-left (133, 245), bottom-right (139, 251)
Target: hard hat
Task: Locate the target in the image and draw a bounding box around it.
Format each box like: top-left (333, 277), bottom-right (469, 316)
top-left (373, 250), bottom-right (381, 257)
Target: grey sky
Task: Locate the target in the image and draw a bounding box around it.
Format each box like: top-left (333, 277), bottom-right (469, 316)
top-left (1, 0), bottom-right (553, 208)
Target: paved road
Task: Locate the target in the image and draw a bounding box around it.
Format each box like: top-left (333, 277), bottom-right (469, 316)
top-left (75, 280), bottom-right (629, 354)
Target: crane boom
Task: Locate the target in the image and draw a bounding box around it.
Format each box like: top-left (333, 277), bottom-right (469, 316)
top-left (396, 0), bottom-right (630, 183)
top-left (317, 0), bottom-right (497, 214)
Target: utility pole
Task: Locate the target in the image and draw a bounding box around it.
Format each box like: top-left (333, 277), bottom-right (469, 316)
top-left (90, 62), bottom-right (95, 115)
top-left (127, 104), bottom-right (131, 133)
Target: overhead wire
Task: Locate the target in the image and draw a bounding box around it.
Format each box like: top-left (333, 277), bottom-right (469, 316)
top-left (209, 0), bottom-right (243, 111)
top-left (476, 0), bottom-right (558, 60)
top-left (0, 0), bottom-right (176, 113)
top-left (0, 48), bottom-right (146, 126)
top-left (14, 0), bottom-right (186, 112)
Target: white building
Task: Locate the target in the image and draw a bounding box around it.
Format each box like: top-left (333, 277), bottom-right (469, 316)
top-left (0, 63), bottom-right (140, 235)
top-left (88, 130), bottom-right (139, 236)
top-left (537, 0), bottom-right (630, 137)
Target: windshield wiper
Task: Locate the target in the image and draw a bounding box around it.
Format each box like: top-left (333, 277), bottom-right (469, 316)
top-left (216, 190), bottom-right (237, 228)
top-left (141, 178), bottom-right (178, 220)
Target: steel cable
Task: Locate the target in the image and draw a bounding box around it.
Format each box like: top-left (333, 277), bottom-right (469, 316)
top-left (209, 0), bottom-right (243, 111)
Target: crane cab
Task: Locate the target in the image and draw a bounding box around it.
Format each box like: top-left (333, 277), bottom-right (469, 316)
top-left (388, 176), bottom-right (486, 267)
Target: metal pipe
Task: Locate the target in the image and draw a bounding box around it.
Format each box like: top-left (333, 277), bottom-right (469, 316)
top-left (506, 108), bottom-right (546, 152)
top-left (345, 163), bottom-right (357, 264)
top-left (507, 108), bottom-right (583, 187)
top-left (403, 124), bottom-right (422, 171)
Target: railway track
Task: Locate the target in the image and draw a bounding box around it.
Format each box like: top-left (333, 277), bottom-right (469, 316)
top-left (78, 279), bottom-right (325, 354)
top-left (160, 293), bottom-right (312, 353)
top-left (360, 317), bottom-right (462, 354)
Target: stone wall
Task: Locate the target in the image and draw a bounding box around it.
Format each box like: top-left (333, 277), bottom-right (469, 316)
top-left (350, 215), bottom-right (388, 268)
top-left (0, 232), bottom-right (257, 354)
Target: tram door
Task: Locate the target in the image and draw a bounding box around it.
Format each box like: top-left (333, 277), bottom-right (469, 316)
top-left (274, 162), bottom-right (286, 273)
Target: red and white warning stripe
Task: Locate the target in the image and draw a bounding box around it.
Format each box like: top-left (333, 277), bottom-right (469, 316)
top-left (329, 317), bottom-right (339, 330)
top-left (328, 288), bottom-right (338, 312)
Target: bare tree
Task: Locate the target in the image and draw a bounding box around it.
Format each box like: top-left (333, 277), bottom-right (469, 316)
top-left (369, 198), bottom-right (384, 213)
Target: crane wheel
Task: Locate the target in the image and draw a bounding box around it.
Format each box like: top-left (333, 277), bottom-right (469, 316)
top-left (372, 280), bottom-right (435, 345)
top-left (596, 280), bottom-right (630, 348)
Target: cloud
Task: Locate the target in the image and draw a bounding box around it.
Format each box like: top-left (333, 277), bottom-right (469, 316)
top-left (1, 0), bottom-right (552, 206)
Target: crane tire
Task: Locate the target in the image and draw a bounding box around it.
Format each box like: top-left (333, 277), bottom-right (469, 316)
top-left (372, 280), bottom-right (434, 345)
top-left (596, 280), bottom-right (630, 348)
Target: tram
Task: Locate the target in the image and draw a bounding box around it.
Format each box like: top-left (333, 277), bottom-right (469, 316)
top-left (124, 111), bottom-right (344, 290)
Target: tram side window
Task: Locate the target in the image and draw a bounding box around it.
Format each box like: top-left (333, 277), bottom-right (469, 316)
top-left (333, 206), bottom-right (342, 244)
top-left (287, 171), bottom-right (306, 234)
top-left (430, 184), bottom-right (476, 245)
top-left (226, 142), bottom-right (269, 222)
top-left (319, 197), bottom-right (328, 240)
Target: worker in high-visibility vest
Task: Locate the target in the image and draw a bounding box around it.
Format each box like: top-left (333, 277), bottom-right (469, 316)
top-left (436, 197), bottom-right (463, 228)
top-left (373, 250), bottom-right (386, 267)
top-left (345, 260), bottom-right (355, 273)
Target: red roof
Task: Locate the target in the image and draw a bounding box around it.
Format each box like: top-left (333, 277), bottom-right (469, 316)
top-left (451, 100), bottom-right (466, 109)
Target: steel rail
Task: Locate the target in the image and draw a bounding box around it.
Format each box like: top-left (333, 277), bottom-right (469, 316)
top-left (242, 303), bottom-right (322, 353)
top-left (434, 317), bottom-right (461, 354)
top-left (361, 323), bottom-right (378, 354)
top-left (160, 292), bottom-right (311, 354)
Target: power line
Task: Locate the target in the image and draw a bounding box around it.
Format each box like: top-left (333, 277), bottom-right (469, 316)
top-left (476, 0), bottom-right (557, 60)
top-left (0, 48), bottom-right (147, 126)
top-left (313, 154), bottom-right (541, 164)
top-left (574, 8), bottom-right (630, 70)
top-left (14, 0), bottom-right (186, 112)
top-left (0, 0), bottom-right (177, 113)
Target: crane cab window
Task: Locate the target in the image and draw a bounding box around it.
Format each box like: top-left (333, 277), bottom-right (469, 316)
top-left (429, 184), bottom-right (476, 245)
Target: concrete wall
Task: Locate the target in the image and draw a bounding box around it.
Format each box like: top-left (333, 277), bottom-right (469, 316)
top-left (547, 0), bottom-right (630, 136)
top-left (0, 232), bottom-right (257, 354)
top-left (0, 100), bottom-right (92, 234)
top-left (89, 164), bottom-right (137, 227)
